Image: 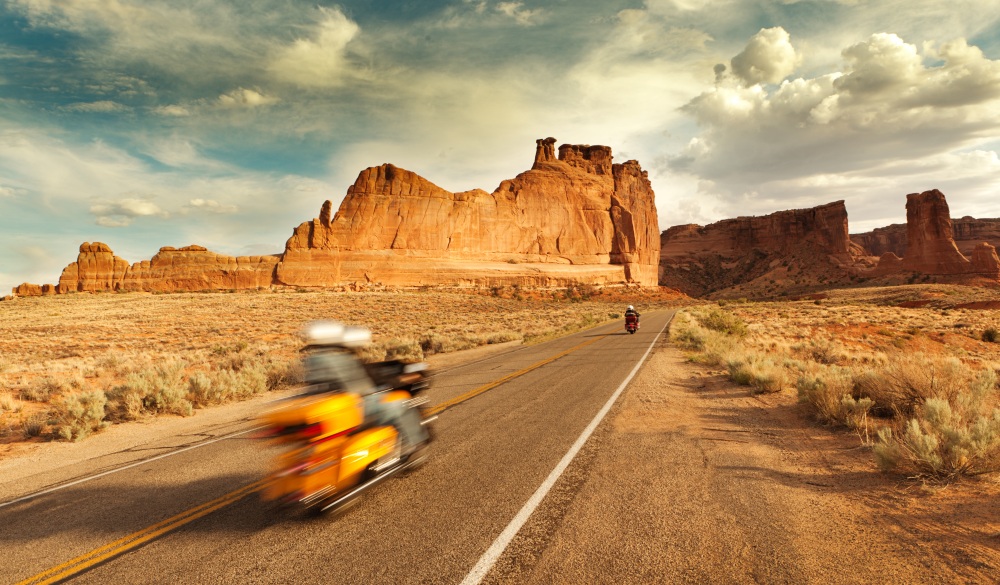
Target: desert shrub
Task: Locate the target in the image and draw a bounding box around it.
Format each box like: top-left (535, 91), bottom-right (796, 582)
top-left (384, 338), bottom-right (424, 362)
top-left (187, 372), bottom-right (227, 406)
top-left (106, 361), bottom-right (192, 420)
top-left (0, 392), bottom-right (21, 415)
top-left (855, 353), bottom-right (987, 419)
top-left (670, 313), bottom-right (707, 351)
top-left (20, 377), bottom-right (69, 402)
top-left (875, 392), bottom-right (1000, 478)
top-left (841, 395), bottom-right (875, 439)
top-left (50, 390), bottom-right (108, 441)
top-left (796, 366), bottom-right (855, 424)
top-left (696, 309), bottom-right (748, 337)
top-left (983, 328), bottom-right (999, 343)
top-left (796, 339), bottom-right (847, 365)
top-left (727, 353), bottom-right (789, 394)
top-left (263, 358), bottom-right (302, 391)
top-left (22, 415), bottom-right (46, 438)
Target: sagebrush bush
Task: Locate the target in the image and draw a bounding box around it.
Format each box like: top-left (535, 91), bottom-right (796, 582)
top-left (50, 391), bottom-right (107, 441)
top-left (727, 353), bottom-right (789, 394)
top-left (853, 353), bottom-right (983, 419)
top-left (983, 328), bottom-right (999, 343)
top-left (875, 393), bottom-right (1000, 478)
top-left (796, 366), bottom-right (856, 424)
top-left (696, 309), bottom-right (748, 337)
top-left (106, 361), bottom-right (193, 420)
top-left (0, 392), bottom-right (21, 414)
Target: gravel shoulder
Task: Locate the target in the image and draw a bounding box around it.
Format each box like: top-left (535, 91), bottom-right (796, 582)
top-left (488, 338), bottom-right (1000, 584)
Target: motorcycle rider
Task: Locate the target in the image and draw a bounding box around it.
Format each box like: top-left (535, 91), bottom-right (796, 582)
top-left (624, 304), bottom-right (640, 326)
top-left (301, 321), bottom-right (429, 457)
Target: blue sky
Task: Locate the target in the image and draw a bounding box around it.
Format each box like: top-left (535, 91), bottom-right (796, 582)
top-left (3, 0), bottom-right (1000, 292)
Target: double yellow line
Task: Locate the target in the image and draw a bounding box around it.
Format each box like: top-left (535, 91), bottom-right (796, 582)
top-left (17, 333), bottom-right (607, 584)
top-left (15, 479), bottom-right (268, 585)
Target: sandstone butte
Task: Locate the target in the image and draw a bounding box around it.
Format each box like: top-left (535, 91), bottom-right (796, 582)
top-left (871, 189), bottom-right (1000, 279)
top-left (6, 138), bottom-right (661, 298)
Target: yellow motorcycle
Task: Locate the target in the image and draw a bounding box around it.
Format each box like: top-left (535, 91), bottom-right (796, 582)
top-left (258, 322), bottom-right (434, 514)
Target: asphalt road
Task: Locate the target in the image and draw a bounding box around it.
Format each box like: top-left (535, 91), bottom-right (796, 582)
top-left (2, 311), bottom-right (673, 585)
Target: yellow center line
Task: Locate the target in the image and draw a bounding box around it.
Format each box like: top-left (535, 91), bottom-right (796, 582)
top-left (18, 333), bottom-right (609, 584)
top-left (426, 334), bottom-right (608, 416)
top-left (15, 479), bottom-right (268, 585)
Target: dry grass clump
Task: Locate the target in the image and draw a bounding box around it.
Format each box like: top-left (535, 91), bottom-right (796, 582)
top-left (672, 287), bottom-right (1000, 480)
top-left (50, 391), bottom-right (107, 442)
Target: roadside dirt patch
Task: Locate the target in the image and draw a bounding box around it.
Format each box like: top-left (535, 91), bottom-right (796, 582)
top-left (504, 341), bottom-right (1000, 584)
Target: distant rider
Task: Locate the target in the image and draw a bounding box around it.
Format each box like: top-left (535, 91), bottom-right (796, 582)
top-left (624, 305), bottom-right (640, 326)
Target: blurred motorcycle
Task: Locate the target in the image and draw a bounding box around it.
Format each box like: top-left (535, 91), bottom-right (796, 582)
top-left (257, 322), bottom-right (434, 514)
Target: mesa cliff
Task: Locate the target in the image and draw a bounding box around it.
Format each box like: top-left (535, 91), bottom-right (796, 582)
top-left (658, 189), bottom-right (999, 297)
top-left (7, 138), bottom-right (660, 298)
top-left (658, 201), bottom-right (859, 296)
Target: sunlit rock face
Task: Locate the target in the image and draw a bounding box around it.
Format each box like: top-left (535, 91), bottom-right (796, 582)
top-left (18, 138), bottom-right (661, 297)
top-left (57, 242), bottom-right (130, 294)
top-left (121, 246), bottom-right (279, 292)
top-left (277, 138), bottom-right (660, 287)
top-left (52, 243), bottom-right (278, 294)
top-left (851, 215), bottom-right (1000, 259)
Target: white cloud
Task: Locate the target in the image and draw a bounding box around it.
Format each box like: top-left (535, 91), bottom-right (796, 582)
top-left (154, 104), bottom-right (191, 117)
top-left (185, 198), bottom-right (238, 214)
top-left (267, 6), bottom-right (362, 88)
top-left (729, 27), bottom-right (800, 85)
top-left (495, 2), bottom-right (544, 26)
top-left (90, 197), bottom-right (168, 226)
top-left (64, 100), bottom-right (130, 113)
top-left (217, 87), bottom-right (278, 108)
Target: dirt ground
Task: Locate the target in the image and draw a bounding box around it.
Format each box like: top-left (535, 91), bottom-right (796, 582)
top-left (502, 340), bottom-right (1000, 584)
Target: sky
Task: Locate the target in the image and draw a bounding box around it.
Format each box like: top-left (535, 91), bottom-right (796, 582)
top-left (3, 0), bottom-right (1000, 293)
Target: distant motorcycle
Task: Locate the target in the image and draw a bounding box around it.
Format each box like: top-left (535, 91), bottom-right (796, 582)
top-left (625, 313), bottom-right (639, 334)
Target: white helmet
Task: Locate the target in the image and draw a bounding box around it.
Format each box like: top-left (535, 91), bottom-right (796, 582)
top-left (627, 305), bottom-right (634, 311)
top-left (302, 320), bottom-right (372, 348)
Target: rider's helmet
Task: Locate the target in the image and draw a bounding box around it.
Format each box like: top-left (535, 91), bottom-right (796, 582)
top-left (627, 305), bottom-right (634, 311)
top-left (302, 320), bottom-right (372, 349)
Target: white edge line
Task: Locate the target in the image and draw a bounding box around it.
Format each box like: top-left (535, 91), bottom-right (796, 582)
top-left (459, 313), bottom-right (673, 585)
top-left (0, 426), bottom-right (263, 510)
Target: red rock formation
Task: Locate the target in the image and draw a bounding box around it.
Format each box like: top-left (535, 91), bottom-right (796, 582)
top-left (10, 138), bottom-right (661, 297)
top-left (122, 246), bottom-right (278, 292)
top-left (277, 138), bottom-right (660, 287)
top-left (10, 283), bottom-right (55, 297)
top-left (970, 242), bottom-right (1000, 278)
top-left (852, 217), bottom-right (1000, 258)
top-left (659, 201), bottom-right (855, 296)
top-left (57, 242), bottom-right (131, 293)
top-left (884, 190), bottom-right (970, 275)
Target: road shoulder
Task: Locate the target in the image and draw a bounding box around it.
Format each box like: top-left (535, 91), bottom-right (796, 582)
top-left (487, 338), bottom-right (1000, 584)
